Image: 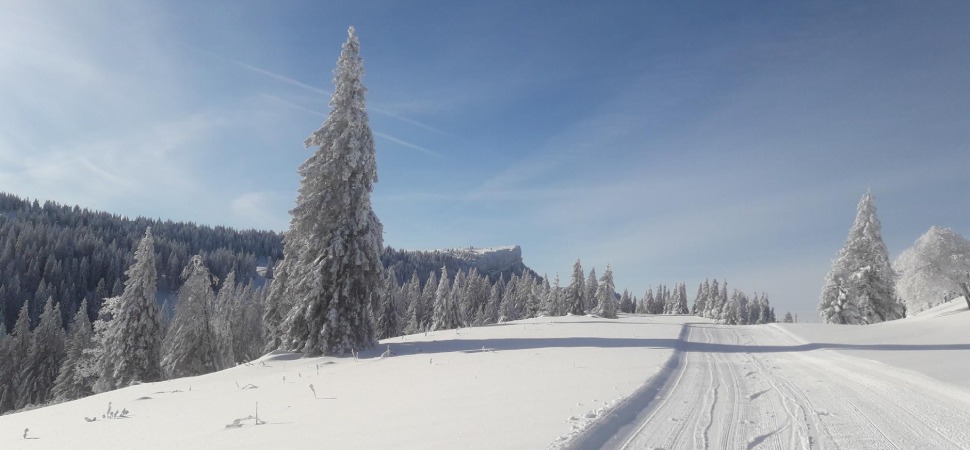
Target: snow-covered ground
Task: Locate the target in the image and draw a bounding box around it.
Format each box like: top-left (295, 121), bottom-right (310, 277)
top-left (585, 299), bottom-right (970, 449)
top-left (3, 302), bottom-right (970, 449)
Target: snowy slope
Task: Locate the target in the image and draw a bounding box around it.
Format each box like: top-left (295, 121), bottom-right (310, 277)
top-left (0, 315), bottom-right (687, 449)
top-left (4, 307), bottom-right (970, 449)
top-left (777, 297), bottom-right (970, 389)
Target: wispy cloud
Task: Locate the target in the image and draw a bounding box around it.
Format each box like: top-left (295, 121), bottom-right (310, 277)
top-left (195, 47), bottom-right (453, 136)
top-left (368, 104), bottom-right (453, 136)
top-left (373, 132), bottom-right (440, 157)
top-left (262, 95), bottom-right (441, 157)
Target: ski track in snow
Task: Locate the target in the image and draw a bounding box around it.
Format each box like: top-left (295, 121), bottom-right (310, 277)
top-left (576, 323), bottom-right (970, 450)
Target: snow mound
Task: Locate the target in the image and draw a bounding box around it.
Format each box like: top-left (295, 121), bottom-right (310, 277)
top-left (909, 296), bottom-right (969, 319)
top-left (778, 297), bottom-right (970, 389)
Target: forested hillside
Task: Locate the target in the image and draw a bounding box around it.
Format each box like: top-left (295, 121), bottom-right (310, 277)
top-left (0, 193), bottom-right (283, 331)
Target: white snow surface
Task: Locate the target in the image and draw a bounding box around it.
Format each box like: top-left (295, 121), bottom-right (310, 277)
top-left (4, 303), bottom-right (970, 449)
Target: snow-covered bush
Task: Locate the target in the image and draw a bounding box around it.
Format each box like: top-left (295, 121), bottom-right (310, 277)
top-left (895, 226), bottom-right (970, 315)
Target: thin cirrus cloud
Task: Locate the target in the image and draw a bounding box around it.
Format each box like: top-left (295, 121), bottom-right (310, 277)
top-left (212, 53), bottom-right (443, 158)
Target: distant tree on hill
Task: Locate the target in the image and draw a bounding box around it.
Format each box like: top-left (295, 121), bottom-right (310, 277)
top-left (432, 266), bottom-right (462, 330)
top-left (17, 298), bottom-right (66, 408)
top-left (376, 269), bottom-right (401, 339)
top-left (162, 256), bottom-right (221, 378)
top-left (52, 299), bottom-right (95, 402)
top-left (95, 228), bottom-right (163, 392)
top-left (819, 192), bottom-right (904, 324)
top-left (782, 312), bottom-right (794, 323)
top-left (567, 260), bottom-right (586, 315)
top-left (403, 272), bottom-right (426, 334)
top-left (0, 303), bottom-right (31, 413)
top-left (585, 268), bottom-right (598, 312)
top-left (619, 289), bottom-right (635, 313)
top-left (594, 265), bottom-right (618, 319)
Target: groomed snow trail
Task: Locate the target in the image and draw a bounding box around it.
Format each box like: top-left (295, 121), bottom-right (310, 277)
top-left (600, 323), bottom-right (970, 450)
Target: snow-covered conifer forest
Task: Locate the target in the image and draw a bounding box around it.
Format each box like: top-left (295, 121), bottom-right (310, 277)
top-left (2, 23), bottom-right (970, 450)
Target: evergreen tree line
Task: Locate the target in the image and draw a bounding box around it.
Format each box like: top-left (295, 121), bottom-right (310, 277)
top-left (0, 229), bottom-right (268, 415)
top-left (380, 246), bottom-right (535, 288)
top-left (369, 259), bottom-right (626, 340)
top-left (0, 192), bottom-right (283, 335)
top-left (688, 279), bottom-right (776, 325)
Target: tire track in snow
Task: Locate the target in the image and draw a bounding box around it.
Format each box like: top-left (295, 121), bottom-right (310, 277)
top-left (613, 323), bottom-right (970, 450)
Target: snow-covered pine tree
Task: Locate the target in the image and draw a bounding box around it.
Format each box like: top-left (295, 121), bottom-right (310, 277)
top-left (819, 192), bottom-right (904, 324)
top-left (642, 288), bottom-right (658, 314)
top-left (403, 271), bottom-right (425, 334)
top-left (619, 289), bottom-right (634, 313)
top-left (432, 266), bottom-right (461, 330)
top-left (567, 259), bottom-right (586, 315)
top-left (499, 274), bottom-right (519, 321)
top-left (462, 269), bottom-right (488, 325)
top-left (212, 270), bottom-right (236, 368)
top-left (594, 265), bottom-right (618, 319)
top-left (17, 297), bottom-right (66, 409)
top-left (231, 283), bottom-right (267, 363)
top-left (692, 280), bottom-right (709, 315)
top-left (277, 27), bottom-right (383, 356)
top-left (96, 227), bottom-right (163, 392)
top-left (585, 268), bottom-right (598, 312)
top-left (421, 270), bottom-right (438, 330)
top-left (524, 274), bottom-right (543, 318)
top-left (676, 283), bottom-right (689, 314)
top-left (702, 280), bottom-right (719, 318)
top-left (262, 253), bottom-right (294, 352)
top-left (52, 299), bottom-right (95, 402)
top-left (451, 270), bottom-right (468, 323)
top-left (782, 312), bottom-right (794, 323)
top-left (162, 255), bottom-right (221, 378)
top-left (376, 268), bottom-right (401, 340)
top-left (515, 272), bottom-right (535, 319)
top-left (0, 303), bottom-right (30, 413)
top-left (714, 281), bottom-right (729, 321)
top-left (544, 274), bottom-right (563, 316)
top-left (483, 277), bottom-right (502, 324)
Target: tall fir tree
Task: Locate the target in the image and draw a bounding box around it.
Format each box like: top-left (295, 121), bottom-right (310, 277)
top-left (567, 259), bottom-right (586, 315)
top-left (594, 265), bottom-right (618, 319)
top-left (483, 277), bottom-right (503, 324)
top-left (276, 27), bottom-right (383, 356)
top-left (544, 274), bottom-right (563, 316)
top-left (421, 271), bottom-right (438, 330)
top-left (584, 268), bottom-right (599, 312)
top-left (432, 266), bottom-right (461, 330)
top-left (162, 255), bottom-right (221, 378)
top-left (52, 299), bottom-right (95, 402)
top-left (403, 271), bottom-right (425, 334)
top-left (376, 269), bottom-right (401, 339)
top-left (619, 289), bottom-right (635, 313)
top-left (17, 297), bottom-right (66, 408)
top-left (212, 270), bottom-right (237, 368)
top-left (262, 255), bottom-right (293, 352)
top-left (96, 227), bottom-right (163, 392)
top-left (819, 192), bottom-right (904, 324)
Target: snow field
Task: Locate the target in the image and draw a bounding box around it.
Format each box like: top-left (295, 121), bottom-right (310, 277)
top-left (0, 315), bottom-right (687, 449)
top-left (5, 303), bottom-right (970, 449)
top-left (779, 298), bottom-right (970, 390)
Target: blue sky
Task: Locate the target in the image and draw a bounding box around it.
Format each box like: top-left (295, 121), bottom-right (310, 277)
top-left (1, 1), bottom-right (968, 319)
